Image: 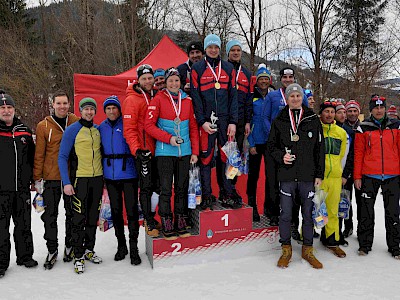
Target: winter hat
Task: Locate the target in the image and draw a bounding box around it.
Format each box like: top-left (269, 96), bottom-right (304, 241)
top-left (0, 92), bottom-right (15, 107)
top-left (137, 64), bottom-right (154, 80)
top-left (256, 64), bottom-right (271, 81)
top-left (280, 67), bottom-right (295, 79)
top-left (335, 103), bottom-right (345, 112)
top-left (79, 97), bottom-right (97, 111)
top-left (285, 83), bottom-right (304, 99)
top-left (345, 100), bottom-right (361, 113)
top-left (103, 95), bottom-right (121, 112)
top-left (226, 40), bottom-right (242, 56)
top-left (165, 67), bottom-right (181, 81)
top-left (369, 94), bottom-right (386, 111)
top-left (204, 34), bottom-right (221, 50)
top-left (304, 89), bottom-right (313, 99)
top-left (319, 99), bottom-right (338, 114)
top-left (187, 41), bottom-right (203, 54)
top-left (154, 68), bottom-right (165, 79)
top-left (387, 105), bottom-right (398, 116)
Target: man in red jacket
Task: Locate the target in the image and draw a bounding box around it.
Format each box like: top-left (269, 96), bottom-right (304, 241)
top-left (354, 95), bottom-right (400, 259)
top-left (123, 64), bottom-right (159, 237)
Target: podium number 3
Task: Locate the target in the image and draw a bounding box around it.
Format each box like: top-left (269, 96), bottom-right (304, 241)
top-left (171, 243), bottom-right (182, 255)
top-left (221, 214), bottom-right (229, 227)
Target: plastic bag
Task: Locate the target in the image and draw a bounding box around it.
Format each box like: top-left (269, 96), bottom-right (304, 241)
top-left (312, 187), bottom-right (328, 229)
top-left (239, 137), bottom-right (250, 175)
top-left (188, 164), bottom-right (201, 209)
top-left (99, 188), bottom-right (113, 232)
top-left (33, 179), bottom-right (45, 213)
top-left (222, 139), bottom-right (242, 179)
top-left (338, 189), bottom-right (351, 219)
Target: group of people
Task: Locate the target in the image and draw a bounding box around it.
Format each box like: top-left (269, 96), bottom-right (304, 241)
top-left (1, 32), bottom-right (400, 277)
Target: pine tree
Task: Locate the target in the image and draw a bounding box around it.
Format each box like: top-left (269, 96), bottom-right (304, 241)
top-left (0, 0), bottom-right (33, 29)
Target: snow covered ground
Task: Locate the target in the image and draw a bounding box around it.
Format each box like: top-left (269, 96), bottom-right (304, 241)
top-left (0, 191), bottom-right (399, 300)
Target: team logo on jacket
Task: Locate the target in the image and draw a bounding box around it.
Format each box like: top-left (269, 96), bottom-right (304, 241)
top-left (21, 137), bottom-right (27, 144)
top-left (124, 114), bottom-right (131, 119)
top-left (308, 131), bottom-right (313, 138)
top-left (116, 128), bottom-right (121, 133)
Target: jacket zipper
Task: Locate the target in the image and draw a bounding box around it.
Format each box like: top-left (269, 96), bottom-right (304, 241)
top-left (380, 129), bottom-right (384, 180)
top-left (111, 122), bottom-right (115, 180)
top-left (48, 128), bottom-right (53, 142)
top-left (12, 124), bottom-right (23, 191)
top-left (326, 124), bottom-right (332, 178)
top-left (90, 128), bottom-right (95, 176)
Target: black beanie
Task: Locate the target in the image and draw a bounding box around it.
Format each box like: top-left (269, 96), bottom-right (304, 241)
top-left (0, 92), bottom-right (15, 107)
top-left (187, 41), bottom-right (204, 55)
top-left (137, 64), bottom-right (154, 80)
top-left (279, 67), bottom-right (295, 79)
top-left (369, 94), bottom-right (386, 111)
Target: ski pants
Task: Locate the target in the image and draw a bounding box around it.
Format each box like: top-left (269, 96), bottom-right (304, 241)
top-left (358, 176), bottom-right (400, 251)
top-left (264, 151), bottom-right (281, 218)
top-left (105, 179), bottom-right (139, 249)
top-left (0, 190), bottom-right (34, 269)
top-left (41, 180), bottom-right (73, 253)
top-left (279, 181), bottom-right (315, 246)
top-left (70, 176), bottom-right (103, 258)
top-left (320, 177), bottom-right (341, 245)
top-left (157, 156), bottom-right (191, 217)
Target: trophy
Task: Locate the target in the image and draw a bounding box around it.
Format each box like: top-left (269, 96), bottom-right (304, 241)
top-left (210, 111), bottom-right (218, 130)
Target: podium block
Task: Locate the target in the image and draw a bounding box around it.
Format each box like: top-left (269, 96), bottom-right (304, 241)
top-left (146, 203), bottom-right (279, 268)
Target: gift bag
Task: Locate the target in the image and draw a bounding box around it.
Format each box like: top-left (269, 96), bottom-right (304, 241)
top-left (188, 164), bottom-right (201, 209)
top-left (338, 188), bottom-right (351, 219)
top-left (99, 188), bottom-right (113, 232)
top-left (222, 139), bottom-right (242, 179)
top-left (33, 179), bottom-right (46, 213)
top-left (239, 137), bottom-right (250, 175)
top-left (312, 187), bottom-right (328, 229)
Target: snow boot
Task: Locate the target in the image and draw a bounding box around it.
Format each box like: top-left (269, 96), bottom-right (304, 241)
top-left (84, 250), bottom-right (102, 264)
top-left (175, 214), bottom-right (191, 238)
top-left (277, 245), bottom-right (292, 268)
top-left (302, 245), bottom-right (323, 269)
top-left (144, 218), bottom-right (160, 237)
top-left (161, 215), bottom-right (178, 240)
top-left (326, 246), bottom-right (346, 258)
top-left (200, 195), bottom-right (214, 211)
top-left (44, 250), bottom-right (58, 270)
top-left (114, 245), bottom-right (128, 261)
top-left (17, 258), bottom-right (38, 268)
top-left (63, 246), bottom-right (74, 262)
top-left (129, 230), bottom-right (141, 265)
top-left (74, 256), bottom-right (85, 274)
top-left (221, 193), bottom-right (242, 209)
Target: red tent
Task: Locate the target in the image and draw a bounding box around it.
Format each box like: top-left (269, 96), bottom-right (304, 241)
top-left (73, 35), bottom-right (188, 123)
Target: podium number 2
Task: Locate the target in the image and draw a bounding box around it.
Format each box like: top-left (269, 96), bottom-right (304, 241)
top-left (171, 243), bottom-right (182, 255)
top-left (221, 214), bottom-right (229, 227)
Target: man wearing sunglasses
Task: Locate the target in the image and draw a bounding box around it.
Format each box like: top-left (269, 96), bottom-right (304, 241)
top-left (123, 64), bottom-right (160, 238)
top-left (354, 95), bottom-right (400, 259)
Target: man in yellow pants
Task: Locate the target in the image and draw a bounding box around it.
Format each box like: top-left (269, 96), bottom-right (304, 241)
top-left (319, 100), bottom-right (347, 257)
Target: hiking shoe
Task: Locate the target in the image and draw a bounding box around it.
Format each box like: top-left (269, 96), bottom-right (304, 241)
top-left (144, 219), bottom-right (160, 238)
top-left (343, 227), bottom-right (353, 238)
top-left (84, 250), bottom-right (102, 264)
top-left (74, 256), bottom-right (85, 274)
top-left (277, 245), bottom-right (292, 268)
top-left (326, 246), bottom-right (346, 258)
top-left (302, 245), bottom-right (323, 269)
top-left (161, 216), bottom-right (178, 240)
top-left (44, 250), bottom-right (58, 270)
top-left (175, 214), bottom-right (191, 238)
top-left (63, 246), bottom-right (74, 262)
top-left (114, 246), bottom-right (128, 261)
top-left (17, 258), bottom-right (38, 268)
top-left (130, 247), bottom-right (142, 265)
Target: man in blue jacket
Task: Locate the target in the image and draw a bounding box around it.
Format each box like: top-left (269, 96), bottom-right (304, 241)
top-left (99, 96), bottom-right (141, 266)
top-left (261, 67), bottom-right (308, 225)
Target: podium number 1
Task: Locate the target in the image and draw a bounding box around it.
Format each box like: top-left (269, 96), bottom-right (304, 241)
top-left (221, 214), bottom-right (229, 227)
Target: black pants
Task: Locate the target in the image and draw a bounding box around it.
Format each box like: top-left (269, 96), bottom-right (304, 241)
top-left (358, 176), bottom-right (400, 251)
top-left (71, 176), bottom-right (103, 258)
top-left (264, 151), bottom-right (280, 217)
top-left (0, 190), bottom-right (34, 269)
top-left (279, 182), bottom-right (314, 246)
top-left (246, 144), bottom-right (267, 208)
top-left (157, 156), bottom-right (190, 217)
top-left (105, 179), bottom-right (139, 249)
top-left (136, 157), bottom-right (159, 221)
top-left (41, 180), bottom-right (73, 253)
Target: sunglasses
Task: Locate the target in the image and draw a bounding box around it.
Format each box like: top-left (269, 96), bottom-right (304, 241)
top-left (371, 95), bottom-right (386, 102)
top-left (137, 64), bottom-right (153, 72)
top-left (323, 100), bottom-right (339, 106)
top-left (166, 68), bottom-right (180, 78)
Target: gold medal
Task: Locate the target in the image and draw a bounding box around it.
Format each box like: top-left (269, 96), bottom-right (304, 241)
top-left (215, 82), bottom-right (221, 89)
top-left (292, 134), bottom-right (299, 142)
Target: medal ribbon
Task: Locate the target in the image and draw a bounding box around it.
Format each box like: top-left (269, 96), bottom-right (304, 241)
top-left (141, 89), bottom-right (150, 106)
top-left (205, 58), bottom-right (222, 84)
top-left (166, 90), bottom-right (182, 119)
top-left (289, 108), bottom-right (304, 135)
top-left (235, 65), bottom-right (242, 88)
top-left (280, 88), bottom-right (287, 105)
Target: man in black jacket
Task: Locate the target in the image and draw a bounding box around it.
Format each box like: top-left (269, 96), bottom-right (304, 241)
top-left (0, 92), bottom-right (37, 278)
top-left (267, 83), bottom-right (325, 269)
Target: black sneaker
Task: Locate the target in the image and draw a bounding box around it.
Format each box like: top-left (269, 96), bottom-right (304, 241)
top-left (343, 227), bottom-right (353, 238)
top-left (114, 246), bottom-right (128, 261)
top-left (17, 258), bottom-right (38, 268)
top-left (63, 246), bottom-right (74, 262)
top-left (130, 247), bottom-right (142, 265)
top-left (269, 216), bottom-right (279, 226)
top-left (44, 250), bottom-right (58, 270)
top-left (200, 196), bottom-right (213, 211)
top-left (0, 269), bottom-right (5, 278)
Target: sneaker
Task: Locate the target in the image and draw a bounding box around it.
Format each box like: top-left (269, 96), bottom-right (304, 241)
top-left (269, 216), bottom-right (279, 227)
top-left (343, 227), bottom-right (353, 238)
top-left (161, 216), bottom-right (179, 240)
top-left (0, 269), bottom-right (5, 278)
top-left (74, 256), bottom-right (85, 274)
top-left (114, 246), bottom-right (128, 261)
top-left (175, 214), bottom-right (191, 238)
top-left (63, 246), bottom-right (74, 262)
top-left (84, 250), bottom-right (102, 264)
top-left (130, 247), bottom-right (142, 265)
top-left (17, 258), bottom-right (38, 268)
top-left (277, 245), bottom-right (292, 268)
top-left (44, 250), bottom-right (58, 270)
top-left (326, 246), bottom-right (346, 258)
top-left (144, 219), bottom-right (160, 238)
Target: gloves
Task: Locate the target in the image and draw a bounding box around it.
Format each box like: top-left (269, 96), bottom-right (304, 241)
top-left (136, 149), bottom-right (152, 163)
